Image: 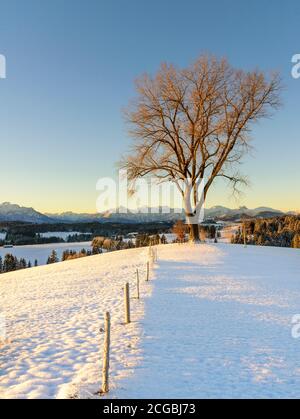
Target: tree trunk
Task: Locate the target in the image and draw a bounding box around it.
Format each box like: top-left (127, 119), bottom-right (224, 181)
top-left (188, 223), bottom-right (200, 243)
top-left (185, 208), bottom-right (201, 243)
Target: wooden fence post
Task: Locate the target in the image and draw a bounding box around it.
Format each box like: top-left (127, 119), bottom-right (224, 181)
top-left (146, 262), bottom-right (149, 282)
top-left (136, 269), bottom-right (140, 299)
top-left (124, 283), bottom-right (131, 324)
top-left (101, 312), bottom-right (110, 394)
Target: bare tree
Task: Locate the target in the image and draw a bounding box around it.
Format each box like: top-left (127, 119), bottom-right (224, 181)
top-left (122, 55), bottom-right (281, 242)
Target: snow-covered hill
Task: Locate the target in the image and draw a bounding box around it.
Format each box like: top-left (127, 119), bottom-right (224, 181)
top-left (0, 247), bottom-right (151, 399)
top-left (1, 244), bottom-right (300, 399)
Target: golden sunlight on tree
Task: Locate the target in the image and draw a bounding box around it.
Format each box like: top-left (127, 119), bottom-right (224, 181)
top-left (172, 220), bottom-right (187, 243)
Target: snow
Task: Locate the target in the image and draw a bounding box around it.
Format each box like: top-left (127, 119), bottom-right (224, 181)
top-left (0, 242), bottom-right (92, 266)
top-left (163, 233), bottom-right (177, 243)
top-left (115, 244), bottom-right (300, 399)
top-left (1, 243), bottom-right (300, 399)
top-left (0, 233), bottom-right (6, 241)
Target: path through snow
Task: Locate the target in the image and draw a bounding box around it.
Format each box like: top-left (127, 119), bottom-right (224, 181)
top-left (114, 244), bottom-right (300, 399)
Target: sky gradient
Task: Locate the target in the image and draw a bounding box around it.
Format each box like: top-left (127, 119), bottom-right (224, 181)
top-left (0, 0), bottom-right (299, 213)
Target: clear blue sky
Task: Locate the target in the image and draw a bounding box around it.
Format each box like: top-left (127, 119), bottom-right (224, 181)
top-left (0, 0), bottom-right (299, 213)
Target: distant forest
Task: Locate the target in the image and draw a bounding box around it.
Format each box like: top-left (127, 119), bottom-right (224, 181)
top-left (0, 221), bottom-right (173, 246)
top-left (231, 215), bottom-right (300, 248)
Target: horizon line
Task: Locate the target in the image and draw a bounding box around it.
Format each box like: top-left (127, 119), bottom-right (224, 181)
top-left (0, 201), bottom-right (299, 216)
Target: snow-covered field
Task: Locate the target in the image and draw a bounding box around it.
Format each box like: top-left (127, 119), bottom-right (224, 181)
top-left (1, 243), bottom-right (300, 399)
top-left (0, 242), bottom-right (92, 266)
top-left (0, 247), bottom-right (151, 399)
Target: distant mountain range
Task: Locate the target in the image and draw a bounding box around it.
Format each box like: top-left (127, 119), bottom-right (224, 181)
top-left (0, 202), bottom-right (296, 224)
top-left (0, 202), bottom-right (54, 224)
top-left (45, 207), bottom-right (186, 224)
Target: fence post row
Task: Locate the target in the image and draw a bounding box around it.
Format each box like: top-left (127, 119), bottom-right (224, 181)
top-left (102, 257), bottom-right (155, 394)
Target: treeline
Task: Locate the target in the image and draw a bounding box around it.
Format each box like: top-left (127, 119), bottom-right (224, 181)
top-left (0, 221), bottom-right (173, 246)
top-left (47, 234), bottom-right (169, 266)
top-left (92, 234), bottom-right (168, 252)
top-left (0, 254), bottom-right (38, 274)
top-left (45, 248), bottom-right (102, 266)
top-left (3, 231), bottom-right (92, 246)
top-left (231, 215), bottom-right (300, 248)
